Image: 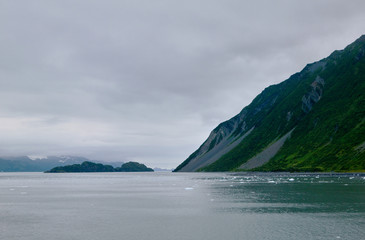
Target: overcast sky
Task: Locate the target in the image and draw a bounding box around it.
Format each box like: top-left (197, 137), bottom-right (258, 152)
top-left (1, 0), bottom-right (365, 168)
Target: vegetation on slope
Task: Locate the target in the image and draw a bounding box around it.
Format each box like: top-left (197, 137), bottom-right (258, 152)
top-left (257, 42), bottom-right (365, 172)
top-left (178, 35), bottom-right (365, 172)
top-left (46, 161), bottom-right (154, 173)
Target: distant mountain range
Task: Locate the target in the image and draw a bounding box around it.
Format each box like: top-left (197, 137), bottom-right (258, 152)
top-left (175, 35), bottom-right (365, 172)
top-left (0, 156), bottom-right (124, 172)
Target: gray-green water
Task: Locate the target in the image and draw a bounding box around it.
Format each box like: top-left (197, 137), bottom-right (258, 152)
top-left (1, 172), bottom-right (364, 240)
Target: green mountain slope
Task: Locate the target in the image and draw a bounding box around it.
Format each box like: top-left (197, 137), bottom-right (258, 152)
top-left (175, 35), bottom-right (365, 172)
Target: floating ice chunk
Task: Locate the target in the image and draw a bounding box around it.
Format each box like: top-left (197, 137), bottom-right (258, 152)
top-left (288, 178), bottom-right (295, 181)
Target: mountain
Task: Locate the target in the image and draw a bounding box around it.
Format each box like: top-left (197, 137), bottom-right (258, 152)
top-left (46, 161), bottom-right (115, 173)
top-left (114, 162), bottom-right (154, 172)
top-left (0, 156), bottom-right (124, 172)
top-left (46, 161), bottom-right (154, 173)
top-left (175, 35), bottom-right (365, 172)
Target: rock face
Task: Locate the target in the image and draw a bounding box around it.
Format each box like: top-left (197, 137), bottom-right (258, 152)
top-left (302, 76), bottom-right (325, 113)
top-left (175, 35), bottom-right (365, 172)
top-left (177, 127), bottom-right (253, 172)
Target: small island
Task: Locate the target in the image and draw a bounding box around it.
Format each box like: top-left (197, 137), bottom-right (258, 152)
top-left (45, 161), bottom-right (154, 173)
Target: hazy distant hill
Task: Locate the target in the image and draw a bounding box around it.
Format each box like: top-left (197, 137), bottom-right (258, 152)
top-left (175, 35), bottom-right (365, 172)
top-left (0, 156), bottom-right (124, 172)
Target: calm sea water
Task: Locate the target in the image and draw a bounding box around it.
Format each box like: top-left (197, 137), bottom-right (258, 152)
top-left (0, 172), bottom-right (364, 240)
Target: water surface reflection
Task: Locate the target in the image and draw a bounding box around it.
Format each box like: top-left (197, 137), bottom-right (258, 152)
top-left (199, 173), bottom-right (365, 214)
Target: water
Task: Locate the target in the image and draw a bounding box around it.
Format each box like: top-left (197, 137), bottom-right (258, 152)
top-left (0, 172), bottom-right (364, 240)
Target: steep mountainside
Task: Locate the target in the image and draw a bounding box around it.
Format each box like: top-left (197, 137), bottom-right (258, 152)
top-left (175, 35), bottom-right (365, 172)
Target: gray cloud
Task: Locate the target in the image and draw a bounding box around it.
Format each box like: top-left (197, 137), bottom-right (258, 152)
top-left (1, 0), bottom-right (365, 168)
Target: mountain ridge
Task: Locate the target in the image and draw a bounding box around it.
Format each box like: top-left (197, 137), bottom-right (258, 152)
top-left (175, 35), bottom-right (365, 172)
top-left (45, 161), bottom-right (154, 173)
top-left (0, 155), bottom-right (124, 172)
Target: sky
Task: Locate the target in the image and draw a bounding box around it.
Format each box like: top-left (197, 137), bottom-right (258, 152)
top-left (1, 0), bottom-right (365, 168)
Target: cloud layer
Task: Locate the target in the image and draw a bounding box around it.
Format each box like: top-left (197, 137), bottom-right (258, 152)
top-left (1, 0), bottom-right (365, 168)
